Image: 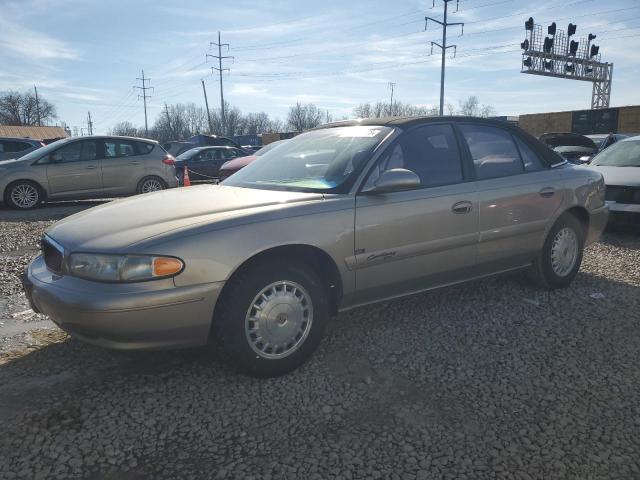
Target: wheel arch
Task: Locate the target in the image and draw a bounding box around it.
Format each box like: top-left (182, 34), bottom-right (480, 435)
top-left (561, 205), bottom-right (590, 237)
top-left (215, 243), bottom-right (344, 317)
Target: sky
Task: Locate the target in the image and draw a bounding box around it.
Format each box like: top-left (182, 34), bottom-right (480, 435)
top-left (1, 0), bottom-right (639, 135)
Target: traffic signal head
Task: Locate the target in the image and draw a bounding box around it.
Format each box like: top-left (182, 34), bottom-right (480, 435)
top-left (548, 22), bottom-right (557, 36)
top-left (543, 37), bottom-right (554, 53)
top-left (544, 60), bottom-right (554, 70)
top-left (569, 40), bottom-right (579, 56)
top-left (523, 57), bottom-right (533, 67)
top-left (588, 33), bottom-right (597, 41)
top-left (565, 63), bottom-right (575, 73)
top-left (521, 39), bottom-right (530, 50)
top-left (525, 17), bottom-right (534, 30)
top-left (568, 23), bottom-right (577, 36)
top-left (590, 44), bottom-right (600, 57)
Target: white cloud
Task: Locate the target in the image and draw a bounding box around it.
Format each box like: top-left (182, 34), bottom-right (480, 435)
top-left (0, 18), bottom-right (80, 60)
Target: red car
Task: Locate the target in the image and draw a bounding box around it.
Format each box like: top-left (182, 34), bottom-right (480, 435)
top-left (218, 140), bottom-right (286, 181)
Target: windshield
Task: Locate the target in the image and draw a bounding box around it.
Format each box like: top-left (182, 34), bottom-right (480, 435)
top-left (222, 125), bottom-right (392, 193)
top-left (591, 139), bottom-right (640, 167)
top-left (14, 137), bottom-right (72, 162)
top-left (255, 140), bottom-right (284, 157)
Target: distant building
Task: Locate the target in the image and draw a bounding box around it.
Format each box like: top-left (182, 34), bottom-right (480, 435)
top-left (0, 125), bottom-right (69, 144)
top-left (519, 106), bottom-right (640, 138)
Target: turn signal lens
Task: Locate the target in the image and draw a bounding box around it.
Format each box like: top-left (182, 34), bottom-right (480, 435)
top-left (153, 257), bottom-right (183, 277)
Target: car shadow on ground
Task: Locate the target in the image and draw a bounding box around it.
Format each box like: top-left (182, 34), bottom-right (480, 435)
top-left (0, 200), bottom-right (110, 222)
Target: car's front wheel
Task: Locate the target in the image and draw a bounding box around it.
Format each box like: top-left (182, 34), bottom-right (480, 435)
top-left (213, 260), bottom-right (329, 377)
top-left (5, 180), bottom-right (44, 209)
top-left (528, 214), bottom-right (585, 289)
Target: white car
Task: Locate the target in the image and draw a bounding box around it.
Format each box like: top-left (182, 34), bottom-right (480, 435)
top-left (587, 136), bottom-right (640, 227)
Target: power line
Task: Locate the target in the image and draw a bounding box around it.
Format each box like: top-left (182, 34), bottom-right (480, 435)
top-left (134, 70), bottom-right (153, 136)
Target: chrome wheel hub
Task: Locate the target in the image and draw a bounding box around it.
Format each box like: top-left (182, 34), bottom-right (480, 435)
top-left (141, 179), bottom-right (163, 193)
top-left (245, 280), bottom-right (313, 359)
top-left (11, 184), bottom-right (38, 208)
top-left (550, 227), bottom-right (578, 277)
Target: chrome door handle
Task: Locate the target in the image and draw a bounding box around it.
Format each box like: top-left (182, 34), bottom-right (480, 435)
top-left (452, 201), bottom-right (473, 214)
top-left (539, 187), bottom-right (555, 198)
top-left (85, 165), bottom-right (97, 170)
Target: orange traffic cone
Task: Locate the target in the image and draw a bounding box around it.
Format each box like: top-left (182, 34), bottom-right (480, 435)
top-left (183, 166), bottom-right (191, 187)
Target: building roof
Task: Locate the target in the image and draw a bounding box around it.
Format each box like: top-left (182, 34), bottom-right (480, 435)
top-left (0, 125), bottom-right (68, 141)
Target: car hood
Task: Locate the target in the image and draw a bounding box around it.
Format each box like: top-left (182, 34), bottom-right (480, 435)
top-left (220, 155), bottom-right (257, 171)
top-left (46, 185), bottom-right (324, 251)
top-left (539, 133), bottom-right (597, 150)
top-left (583, 165), bottom-right (640, 187)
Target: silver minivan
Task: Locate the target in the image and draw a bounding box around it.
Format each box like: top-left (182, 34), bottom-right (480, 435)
top-left (0, 135), bottom-right (178, 209)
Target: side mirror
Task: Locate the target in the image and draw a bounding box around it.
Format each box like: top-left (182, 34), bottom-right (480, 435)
top-left (369, 168), bottom-right (421, 193)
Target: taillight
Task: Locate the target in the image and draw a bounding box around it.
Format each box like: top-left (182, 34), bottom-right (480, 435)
top-left (162, 155), bottom-right (175, 165)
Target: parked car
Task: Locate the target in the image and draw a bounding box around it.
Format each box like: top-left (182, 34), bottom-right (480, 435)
top-left (164, 135), bottom-right (251, 158)
top-left (218, 140), bottom-right (287, 181)
top-left (0, 137), bottom-right (45, 161)
top-left (538, 133), bottom-right (597, 164)
top-left (23, 117), bottom-right (608, 376)
top-left (585, 135), bottom-right (640, 226)
top-left (175, 146), bottom-right (249, 182)
top-left (1, 136), bottom-right (177, 209)
top-left (586, 133), bottom-right (629, 153)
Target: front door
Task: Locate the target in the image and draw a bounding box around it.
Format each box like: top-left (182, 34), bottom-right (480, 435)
top-left (46, 139), bottom-right (102, 197)
top-left (457, 124), bottom-right (564, 273)
top-left (353, 124), bottom-right (479, 306)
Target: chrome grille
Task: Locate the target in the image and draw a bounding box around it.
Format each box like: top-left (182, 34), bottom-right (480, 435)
top-left (605, 185), bottom-right (640, 205)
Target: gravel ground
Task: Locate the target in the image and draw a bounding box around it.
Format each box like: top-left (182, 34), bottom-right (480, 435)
top-left (0, 207), bottom-right (639, 479)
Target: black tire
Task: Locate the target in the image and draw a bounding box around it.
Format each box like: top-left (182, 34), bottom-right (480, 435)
top-left (136, 176), bottom-right (166, 194)
top-left (4, 180), bottom-right (45, 210)
top-left (212, 259), bottom-right (329, 377)
top-left (528, 214), bottom-right (585, 290)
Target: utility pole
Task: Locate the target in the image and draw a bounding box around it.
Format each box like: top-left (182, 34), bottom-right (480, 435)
top-left (87, 111), bottom-right (93, 135)
top-left (134, 70), bottom-right (153, 136)
top-left (207, 32), bottom-right (233, 135)
top-left (34, 85), bottom-right (41, 126)
top-left (73, 126), bottom-right (78, 137)
top-left (388, 82), bottom-right (396, 115)
top-left (201, 80), bottom-right (213, 133)
top-left (426, 0), bottom-right (464, 116)
top-left (164, 103), bottom-right (174, 138)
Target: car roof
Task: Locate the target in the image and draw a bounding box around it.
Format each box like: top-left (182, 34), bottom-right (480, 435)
top-left (619, 135), bottom-right (640, 142)
top-left (315, 115), bottom-right (519, 130)
top-left (68, 135), bottom-right (158, 144)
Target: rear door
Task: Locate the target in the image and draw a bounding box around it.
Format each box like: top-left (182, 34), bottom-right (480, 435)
top-left (457, 123), bottom-right (564, 273)
top-left (46, 139), bottom-right (102, 197)
top-left (100, 138), bottom-right (146, 195)
top-left (353, 123), bottom-right (479, 305)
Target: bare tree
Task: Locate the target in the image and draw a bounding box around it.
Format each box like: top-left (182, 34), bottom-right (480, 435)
top-left (457, 96), bottom-right (495, 117)
top-left (352, 101), bottom-right (438, 119)
top-left (0, 90), bottom-right (57, 125)
top-left (110, 121), bottom-right (142, 137)
top-left (287, 103), bottom-right (323, 132)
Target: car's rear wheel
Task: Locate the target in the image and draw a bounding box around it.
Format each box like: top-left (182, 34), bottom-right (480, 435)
top-left (5, 180), bottom-right (44, 209)
top-left (213, 259), bottom-right (329, 377)
top-left (137, 176), bottom-right (166, 194)
top-left (528, 214), bottom-right (584, 289)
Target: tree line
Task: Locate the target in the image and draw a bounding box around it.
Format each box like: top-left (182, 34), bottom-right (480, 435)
top-left (1, 89), bottom-right (496, 142)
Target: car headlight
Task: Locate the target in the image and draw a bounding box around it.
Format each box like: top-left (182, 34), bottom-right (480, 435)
top-left (68, 253), bottom-right (183, 282)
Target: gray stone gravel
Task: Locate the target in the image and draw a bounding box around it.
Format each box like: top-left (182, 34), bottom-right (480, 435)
top-left (0, 209), bottom-right (639, 479)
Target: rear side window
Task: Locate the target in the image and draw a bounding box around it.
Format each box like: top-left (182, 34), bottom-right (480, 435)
top-left (104, 140), bottom-right (137, 158)
top-left (6, 140), bottom-right (33, 152)
top-left (459, 125), bottom-right (524, 179)
top-left (135, 142), bottom-right (154, 155)
top-left (515, 137), bottom-right (544, 172)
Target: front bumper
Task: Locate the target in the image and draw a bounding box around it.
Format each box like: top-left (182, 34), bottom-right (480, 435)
top-left (23, 255), bottom-right (224, 350)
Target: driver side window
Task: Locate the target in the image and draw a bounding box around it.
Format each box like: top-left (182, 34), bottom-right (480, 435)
top-left (51, 141), bottom-right (97, 163)
top-left (364, 124), bottom-right (463, 190)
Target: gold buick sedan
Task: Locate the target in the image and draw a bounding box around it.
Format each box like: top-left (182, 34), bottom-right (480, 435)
top-left (23, 117), bottom-right (608, 376)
